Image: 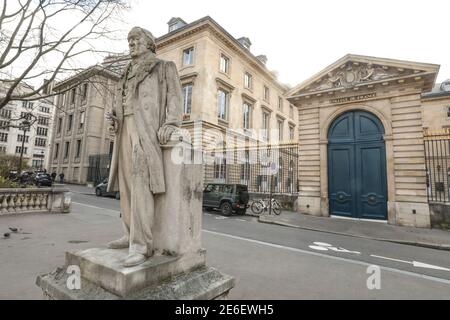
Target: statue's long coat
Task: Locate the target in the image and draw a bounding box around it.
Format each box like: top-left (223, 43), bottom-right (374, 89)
top-left (107, 56), bottom-right (182, 194)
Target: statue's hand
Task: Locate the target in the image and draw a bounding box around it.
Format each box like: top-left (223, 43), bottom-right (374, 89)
top-left (158, 125), bottom-right (177, 145)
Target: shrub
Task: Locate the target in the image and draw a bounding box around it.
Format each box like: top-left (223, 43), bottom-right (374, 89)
top-left (0, 154), bottom-right (30, 179)
top-left (0, 176), bottom-right (19, 188)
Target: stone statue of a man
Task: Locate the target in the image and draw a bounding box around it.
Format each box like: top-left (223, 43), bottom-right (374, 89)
top-left (105, 27), bottom-right (182, 267)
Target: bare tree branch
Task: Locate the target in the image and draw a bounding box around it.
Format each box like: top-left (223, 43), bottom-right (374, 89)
top-left (0, 0), bottom-right (129, 115)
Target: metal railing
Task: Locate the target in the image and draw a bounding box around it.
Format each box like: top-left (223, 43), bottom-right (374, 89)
top-left (424, 129), bottom-right (450, 203)
top-left (204, 142), bottom-right (299, 196)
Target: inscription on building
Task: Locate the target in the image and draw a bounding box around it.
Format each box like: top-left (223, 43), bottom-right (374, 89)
top-left (330, 93), bottom-right (376, 104)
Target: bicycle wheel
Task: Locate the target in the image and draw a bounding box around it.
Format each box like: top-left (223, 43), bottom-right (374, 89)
top-left (272, 201), bottom-right (281, 215)
top-left (251, 201), bottom-right (264, 215)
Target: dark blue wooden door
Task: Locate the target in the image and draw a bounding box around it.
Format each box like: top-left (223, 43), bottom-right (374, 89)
top-left (328, 111), bottom-right (387, 220)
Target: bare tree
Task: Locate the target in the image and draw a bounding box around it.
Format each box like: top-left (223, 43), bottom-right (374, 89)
top-left (0, 0), bottom-right (129, 111)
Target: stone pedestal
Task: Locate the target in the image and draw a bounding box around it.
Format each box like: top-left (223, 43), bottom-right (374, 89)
top-left (36, 142), bottom-right (234, 299)
top-left (36, 248), bottom-right (234, 300)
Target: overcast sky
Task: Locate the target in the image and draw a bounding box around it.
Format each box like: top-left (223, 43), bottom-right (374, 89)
top-left (121, 0), bottom-right (449, 87)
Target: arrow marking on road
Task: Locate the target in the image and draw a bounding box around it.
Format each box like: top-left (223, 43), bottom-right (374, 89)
top-left (309, 242), bottom-right (361, 254)
top-left (371, 255), bottom-right (450, 271)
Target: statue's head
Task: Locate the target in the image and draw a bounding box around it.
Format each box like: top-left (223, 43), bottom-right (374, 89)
top-left (128, 27), bottom-right (156, 59)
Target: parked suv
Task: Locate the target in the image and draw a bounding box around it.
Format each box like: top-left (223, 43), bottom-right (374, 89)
top-left (203, 183), bottom-right (249, 216)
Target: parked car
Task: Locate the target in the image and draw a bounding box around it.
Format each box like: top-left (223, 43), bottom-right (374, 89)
top-left (202, 183), bottom-right (249, 216)
top-left (34, 173), bottom-right (53, 187)
top-left (95, 178), bottom-right (120, 199)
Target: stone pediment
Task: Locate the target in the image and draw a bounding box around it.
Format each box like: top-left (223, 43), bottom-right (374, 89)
top-left (287, 54), bottom-right (440, 98)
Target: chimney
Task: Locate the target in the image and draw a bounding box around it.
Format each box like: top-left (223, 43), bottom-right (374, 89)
top-left (167, 17), bottom-right (187, 33)
top-left (237, 37), bottom-right (252, 50)
top-left (256, 55), bottom-right (268, 65)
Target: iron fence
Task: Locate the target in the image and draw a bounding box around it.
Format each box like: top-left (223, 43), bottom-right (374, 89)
top-left (87, 154), bottom-right (112, 186)
top-left (86, 142), bottom-right (299, 197)
top-left (424, 129), bottom-right (450, 203)
top-left (204, 142), bottom-right (299, 196)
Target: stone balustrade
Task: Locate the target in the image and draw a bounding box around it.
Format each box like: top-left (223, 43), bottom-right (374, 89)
top-left (0, 188), bottom-right (71, 215)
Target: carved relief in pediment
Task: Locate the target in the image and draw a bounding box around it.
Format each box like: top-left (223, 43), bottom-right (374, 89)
top-left (308, 62), bottom-right (421, 92)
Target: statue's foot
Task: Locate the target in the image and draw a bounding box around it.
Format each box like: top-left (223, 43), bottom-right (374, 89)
top-left (107, 237), bottom-right (129, 249)
top-left (123, 253), bottom-right (147, 267)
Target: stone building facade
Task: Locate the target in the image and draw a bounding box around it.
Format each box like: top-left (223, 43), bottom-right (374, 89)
top-left (46, 17), bottom-right (450, 228)
top-left (0, 82), bottom-right (55, 170)
top-left (48, 66), bottom-right (119, 182)
top-left (48, 16), bottom-right (298, 184)
top-left (286, 54), bottom-right (446, 228)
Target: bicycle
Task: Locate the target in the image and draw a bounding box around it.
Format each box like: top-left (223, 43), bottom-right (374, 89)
top-left (250, 198), bottom-right (282, 215)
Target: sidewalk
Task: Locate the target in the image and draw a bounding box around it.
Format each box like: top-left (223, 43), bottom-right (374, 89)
top-left (257, 211), bottom-right (450, 250)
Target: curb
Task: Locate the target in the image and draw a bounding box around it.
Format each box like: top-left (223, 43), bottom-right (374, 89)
top-left (258, 216), bottom-right (450, 251)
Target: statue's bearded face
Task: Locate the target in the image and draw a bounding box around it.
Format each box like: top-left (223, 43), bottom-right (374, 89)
top-left (128, 30), bottom-right (148, 59)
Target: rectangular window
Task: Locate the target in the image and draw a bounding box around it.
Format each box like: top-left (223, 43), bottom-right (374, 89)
top-left (182, 47), bottom-right (194, 66)
top-left (37, 127), bottom-right (48, 137)
top-left (244, 72), bottom-right (252, 89)
top-left (15, 146), bottom-right (27, 154)
top-left (289, 126), bottom-right (295, 140)
top-left (64, 141), bottom-right (70, 159)
top-left (79, 111), bottom-right (85, 129)
top-left (40, 106), bottom-right (50, 113)
top-left (0, 109), bottom-right (11, 119)
top-left (35, 138), bottom-right (47, 147)
top-left (0, 133), bottom-right (8, 142)
top-left (278, 97), bottom-right (283, 111)
top-left (81, 83), bottom-right (88, 102)
top-left (262, 112), bottom-right (270, 141)
top-left (75, 139), bottom-right (82, 158)
top-left (220, 54), bottom-right (229, 74)
top-left (57, 118), bottom-right (62, 133)
top-left (0, 146), bottom-right (6, 153)
top-left (71, 88), bottom-right (76, 104)
top-left (67, 114), bottom-right (73, 131)
top-left (38, 116), bottom-right (49, 126)
top-left (182, 84), bottom-right (193, 114)
top-left (243, 102), bottom-right (252, 130)
top-left (21, 112), bottom-right (32, 120)
top-left (54, 143), bottom-right (59, 159)
top-left (17, 135), bottom-right (29, 143)
top-left (217, 89), bottom-right (229, 121)
top-left (240, 150), bottom-right (250, 181)
top-left (278, 119), bottom-right (284, 141)
top-left (263, 86), bottom-right (270, 101)
top-left (0, 120), bottom-right (9, 131)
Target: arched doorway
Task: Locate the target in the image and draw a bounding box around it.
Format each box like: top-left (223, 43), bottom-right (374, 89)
top-left (328, 110), bottom-right (388, 220)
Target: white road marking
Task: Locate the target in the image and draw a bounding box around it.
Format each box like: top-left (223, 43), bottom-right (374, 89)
top-left (309, 242), bottom-right (361, 254)
top-left (370, 255), bottom-right (412, 265)
top-left (215, 217), bottom-right (228, 220)
top-left (72, 202), bottom-right (120, 212)
top-left (314, 242), bottom-right (333, 247)
top-left (203, 229), bottom-right (450, 285)
top-left (371, 255), bottom-right (450, 272)
top-left (235, 219), bottom-right (247, 222)
top-left (413, 261), bottom-right (450, 271)
top-left (309, 245), bottom-right (329, 251)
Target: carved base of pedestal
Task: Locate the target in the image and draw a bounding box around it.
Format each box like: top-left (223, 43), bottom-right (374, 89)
top-left (36, 248), bottom-right (234, 300)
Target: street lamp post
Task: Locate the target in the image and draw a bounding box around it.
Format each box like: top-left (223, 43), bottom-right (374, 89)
top-left (18, 119), bottom-right (30, 175)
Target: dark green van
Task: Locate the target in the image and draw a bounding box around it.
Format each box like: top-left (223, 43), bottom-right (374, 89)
top-left (203, 183), bottom-right (249, 216)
